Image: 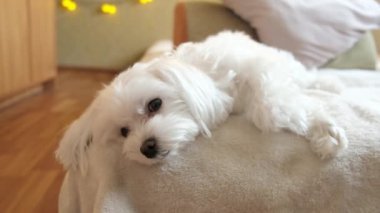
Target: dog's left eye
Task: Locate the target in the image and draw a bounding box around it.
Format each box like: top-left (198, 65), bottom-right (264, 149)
top-left (147, 98), bottom-right (162, 113)
top-left (120, 127), bottom-right (129, 138)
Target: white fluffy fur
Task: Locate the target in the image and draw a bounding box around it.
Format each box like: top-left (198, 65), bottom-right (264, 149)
top-left (56, 31), bottom-right (348, 171)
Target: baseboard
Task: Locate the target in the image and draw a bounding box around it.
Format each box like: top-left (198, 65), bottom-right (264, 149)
top-left (0, 86), bottom-right (43, 111)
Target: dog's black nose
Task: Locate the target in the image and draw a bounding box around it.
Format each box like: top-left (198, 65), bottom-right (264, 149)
top-left (140, 138), bottom-right (158, 159)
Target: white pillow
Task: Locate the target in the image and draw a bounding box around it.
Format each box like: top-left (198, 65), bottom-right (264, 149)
top-left (223, 0), bottom-right (380, 68)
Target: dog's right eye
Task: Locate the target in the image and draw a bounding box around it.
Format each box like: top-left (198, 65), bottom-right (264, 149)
top-left (147, 98), bottom-right (162, 113)
top-left (120, 127), bottom-right (129, 138)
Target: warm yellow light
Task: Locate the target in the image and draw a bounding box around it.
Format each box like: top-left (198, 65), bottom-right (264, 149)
top-left (139, 0), bottom-right (153, 5)
top-left (101, 3), bottom-right (117, 15)
top-left (61, 0), bottom-right (77, 12)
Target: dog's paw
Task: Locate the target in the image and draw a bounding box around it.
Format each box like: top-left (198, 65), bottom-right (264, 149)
top-left (308, 121), bottom-right (348, 159)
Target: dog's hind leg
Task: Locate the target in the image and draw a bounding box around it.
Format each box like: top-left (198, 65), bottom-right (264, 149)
top-left (302, 72), bottom-right (345, 94)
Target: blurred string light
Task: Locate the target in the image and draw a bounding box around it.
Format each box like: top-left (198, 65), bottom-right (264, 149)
top-left (61, 0), bottom-right (77, 11)
top-left (101, 3), bottom-right (117, 14)
top-left (139, 0), bottom-right (153, 4)
top-left (60, 0), bottom-right (154, 14)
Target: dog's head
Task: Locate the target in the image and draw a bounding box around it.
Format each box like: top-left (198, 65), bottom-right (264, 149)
top-left (56, 57), bottom-right (233, 172)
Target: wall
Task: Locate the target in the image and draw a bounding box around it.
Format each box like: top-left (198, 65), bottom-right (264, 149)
top-left (58, 0), bottom-right (376, 71)
top-left (57, 0), bottom-right (177, 71)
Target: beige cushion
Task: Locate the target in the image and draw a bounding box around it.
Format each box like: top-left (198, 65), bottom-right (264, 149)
top-left (324, 32), bottom-right (378, 70)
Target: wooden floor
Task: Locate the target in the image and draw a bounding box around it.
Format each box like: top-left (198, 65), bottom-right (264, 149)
top-left (0, 69), bottom-right (116, 213)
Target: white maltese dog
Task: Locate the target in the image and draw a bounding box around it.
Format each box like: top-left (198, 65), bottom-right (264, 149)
top-left (56, 31), bottom-right (348, 171)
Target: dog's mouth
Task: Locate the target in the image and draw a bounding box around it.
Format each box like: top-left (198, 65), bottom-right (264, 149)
top-left (158, 149), bottom-right (170, 158)
top-left (141, 147), bottom-right (171, 160)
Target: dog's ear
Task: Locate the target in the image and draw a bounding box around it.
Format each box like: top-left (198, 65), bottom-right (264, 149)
top-left (56, 99), bottom-right (98, 175)
top-left (153, 59), bottom-right (233, 137)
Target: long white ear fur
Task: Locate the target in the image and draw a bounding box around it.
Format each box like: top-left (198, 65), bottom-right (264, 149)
top-left (55, 100), bottom-right (97, 175)
top-left (153, 59), bottom-right (233, 137)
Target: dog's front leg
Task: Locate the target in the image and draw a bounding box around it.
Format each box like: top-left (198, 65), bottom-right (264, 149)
top-left (242, 77), bottom-right (348, 159)
top-left (305, 112), bottom-right (348, 159)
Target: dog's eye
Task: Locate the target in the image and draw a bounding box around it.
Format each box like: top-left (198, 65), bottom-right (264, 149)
top-left (147, 98), bottom-right (162, 113)
top-left (120, 127), bottom-right (129, 138)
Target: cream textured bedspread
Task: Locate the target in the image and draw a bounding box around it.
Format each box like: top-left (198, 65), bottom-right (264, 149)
top-left (58, 70), bottom-right (380, 213)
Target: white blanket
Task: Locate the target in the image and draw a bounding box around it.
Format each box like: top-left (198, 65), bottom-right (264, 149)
top-left (58, 70), bottom-right (380, 213)
top-left (223, 0), bottom-right (380, 68)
